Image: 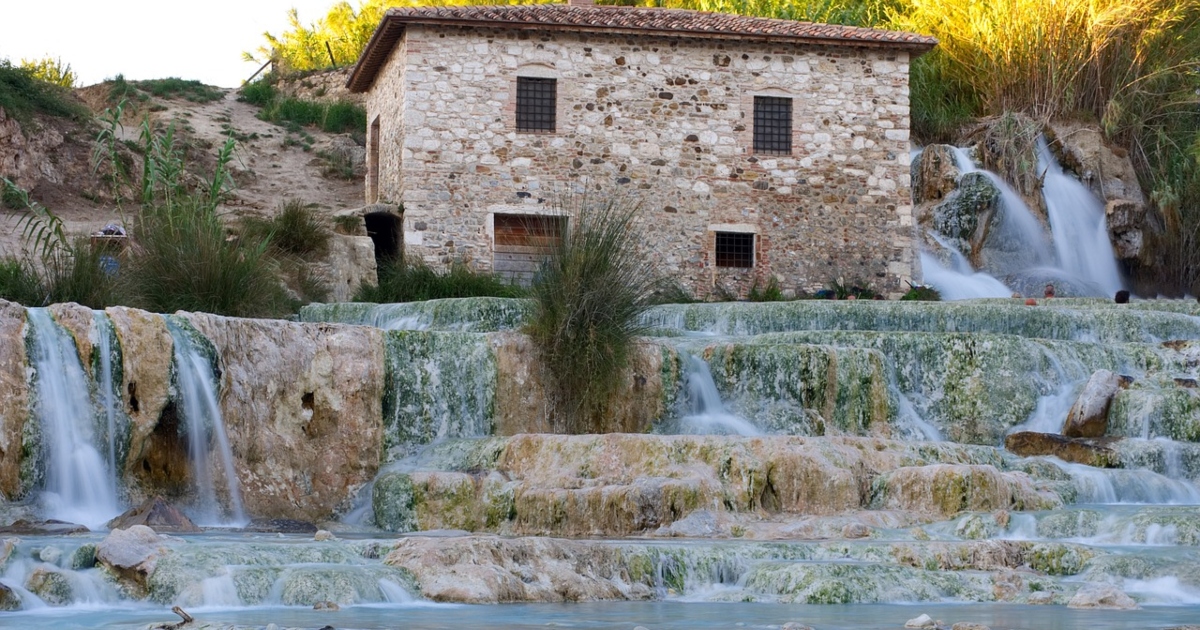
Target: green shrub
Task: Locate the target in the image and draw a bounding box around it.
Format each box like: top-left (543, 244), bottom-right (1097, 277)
top-left (747, 277), bottom-right (786, 302)
top-left (242, 200), bottom-right (332, 257)
top-left (321, 101), bottom-right (367, 134)
top-left (0, 60), bottom-right (88, 128)
top-left (0, 258), bottom-right (45, 306)
top-left (525, 195), bottom-right (658, 432)
top-left (42, 239), bottom-right (123, 309)
top-left (19, 57), bottom-right (77, 88)
top-left (238, 80), bottom-right (277, 107)
top-left (900, 284), bottom-right (942, 301)
top-left (129, 196), bottom-right (288, 317)
top-left (134, 78), bottom-right (224, 103)
top-left (355, 258), bottom-right (523, 303)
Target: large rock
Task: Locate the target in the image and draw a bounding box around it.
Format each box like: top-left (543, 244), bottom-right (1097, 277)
top-left (182, 313), bottom-right (385, 521)
top-left (1106, 199), bottom-right (1146, 261)
top-left (0, 106), bottom-right (66, 188)
top-left (315, 233), bottom-right (377, 303)
top-left (25, 568), bottom-right (73, 605)
top-left (0, 519), bottom-right (88, 535)
top-left (1004, 432), bottom-right (1119, 468)
top-left (874, 465), bottom-right (1059, 518)
top-left (383, 536), bottom-right (655, 603)
top-left (1067, 583), bottom-right (1138, 609)
top-left (1063, 370), bottom-right (1124, 438)
top-left (912, 144), bottom-right (963, 204)
top-left (107, 497), bottom-right (200, 533)
top-left (0, 301), bottom-right (29, 500)
top-left (105, 307), bottom-right (175, 494)
top-left (95, 525), bottom-right (171, 598)
top-left (925, 172), bottom-right (1001, 265)
top-left (1049, 123), bottom-right (1145, 206)
top-left (0, 582), bottom-right (19, 611)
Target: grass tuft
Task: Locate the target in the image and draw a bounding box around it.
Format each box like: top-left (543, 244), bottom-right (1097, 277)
top-left (0, 60), bottom-right (88, 128)
top-left (355, 258), bottom-right (523, 303)
top-left (525, 194), bottom-right (659, 433)
top-left (133, 78), bottom-right (224, 103)
top-left (241, 200), bottom-right (332, 258)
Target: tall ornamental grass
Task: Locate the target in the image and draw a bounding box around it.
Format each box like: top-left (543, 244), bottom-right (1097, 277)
top-left (525, 195), bottom-right (658, 433)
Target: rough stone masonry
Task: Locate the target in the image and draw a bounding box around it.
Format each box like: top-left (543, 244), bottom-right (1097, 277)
top-left (351, 5), bottom-right (934, 298)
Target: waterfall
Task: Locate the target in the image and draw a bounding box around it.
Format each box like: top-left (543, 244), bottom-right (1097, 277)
top-left (93, 312), bottom-right (121, 484)
top-left (26, 309), bottom-right (121, 529)
top-left (922, 143), bottom-right (1125, 299)
top-left (678, 354), bottom-right (761, 436)
top-left (1037, 137), bottom-right (1124, 296)
top-left (166, 319), bottom-right (246, 526)
top-left (1052, 459), bottom-right (1200, 504)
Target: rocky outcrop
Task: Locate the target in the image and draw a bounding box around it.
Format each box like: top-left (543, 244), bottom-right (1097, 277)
top-left (1067, 583), bottom-right (1138, 610)
top-left (1106, 199), bottom-right (1148, 261)
top-left (107, 497), bottom-right (200, 533)
top-left (491, 334), bottom-right (670, 435)
top-left (95, 525), bottom-right (172, 598)
top-left (912, 144), bottom-right (962, 204)
top-left (1063, 370), bottom-right (1125, 438)
top-left (46, 303), bottom-right (95, 376)
top-left (105, 307), bottom-right (174, 493)
top-left (0, 301), bottom-right (29, 500)
top-left (0, 106), bottom-right (65, 188)
top-left (383, 536), bottom-right (655, 603)
top-left (371, 434), bottom-right (1064, 535)
top-left (874, 465), bottom-right (1059, 518)
top-left (182, 313), bottom-right (385, 521)
top-left (1004, 432), bottom-right (1119, 468)
top-left (0, 582), bottom-right (19, 610)
top-left (315, 233), bottom-right (377, 303)
top-left (1049, 123), bottom-right (1145, 206)
top-left (0, 519), bottom-right (89, 535)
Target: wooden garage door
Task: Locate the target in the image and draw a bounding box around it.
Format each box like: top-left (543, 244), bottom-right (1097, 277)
top-left (493, 214), bottom-right (565, 285)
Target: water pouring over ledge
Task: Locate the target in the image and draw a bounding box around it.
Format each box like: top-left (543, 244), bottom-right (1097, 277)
top-left (919, 142), bottom-right (1124, 299)
top-left (165, 318), bottom-right (247, 527)
top-left (26, 308), bottom-right (121, 529)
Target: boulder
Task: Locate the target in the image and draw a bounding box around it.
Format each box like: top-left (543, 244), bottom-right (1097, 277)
top-left (95, 525), bottom-right (171, 597)
top-left (0, 519), bottom-right (88, 535)
top-left (1063, 370), bottom-right (1124, 438)
top-left (243, 518), bottom-right (319, 534)
top-left (1049, 123), bottom-right (1145, 206)
top-left (1106, 199), bottom-right (1146, 261)
top-left (925, 172), bottom-right (1001, 265)
top-left (107, 497), bottom-right (201, 533)
top-left (383, 535), bottom-right (655, 603)
top-left (912, 144), bottom-right (963, 204)
top-left (952, 624), bottom-right (991, 630)
top-left (1067, 583), bottom-right (1138, 609)
top-left (905, 613), bottom-right (937, 629)
top-left (0, 582), bottom-right (19, 611)
top-left (314, 233), bottom-right (377, 303)
top-left (1004, 432), bottom-right (1119, 468)
top-left (25, 568), bottom-right (72, 605)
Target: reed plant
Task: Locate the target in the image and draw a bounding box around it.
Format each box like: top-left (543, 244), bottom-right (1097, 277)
top-left (241, 199), bottom-right (332, 257)
top-left (525, 194), bottom-right (658, 433)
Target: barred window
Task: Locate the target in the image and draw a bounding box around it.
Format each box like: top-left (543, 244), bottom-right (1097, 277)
top-left (715, 232), bottom-right (755, 268)
top-left (753, 96), bottom-right (792, 154)
top-left (516, 77), bottom-right (557, 132)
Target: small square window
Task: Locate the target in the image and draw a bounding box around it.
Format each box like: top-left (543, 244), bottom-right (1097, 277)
top-left (716, 232), bottom-right (755, 268)
top-left (516, 77), bottom-right (556, 132)
top-left (753, 96), bottom-right (792, 154)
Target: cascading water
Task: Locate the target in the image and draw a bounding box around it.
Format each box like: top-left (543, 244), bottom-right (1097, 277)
top-left (677, 353), bottom-right (761, 436)
top-left (93, 312), bottom-right (122, 485)
top-left (26, 308), bottom-right (121, 529)
top-left (1038, 137), bottom-right (1124, 296)
top-left (920, 143), bottom-right (1125, 299)
top-left (165, 319), bottom-right (246, 526)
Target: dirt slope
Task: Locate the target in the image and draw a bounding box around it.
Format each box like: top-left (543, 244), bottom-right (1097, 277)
top-left (1, 82), bottom-right (365, 258)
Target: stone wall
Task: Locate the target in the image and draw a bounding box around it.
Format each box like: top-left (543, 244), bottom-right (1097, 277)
top-left (365, 25), bottom-right (918, 298)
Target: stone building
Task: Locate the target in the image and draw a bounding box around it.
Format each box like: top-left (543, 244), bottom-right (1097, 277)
top-left (347, 2), bottom-right (935, 297)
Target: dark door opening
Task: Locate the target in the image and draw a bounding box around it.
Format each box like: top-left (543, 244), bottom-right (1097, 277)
top-left (364, 212), bottom-right (402, 265)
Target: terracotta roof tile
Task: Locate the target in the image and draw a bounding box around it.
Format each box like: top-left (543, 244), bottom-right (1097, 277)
top-left (348, 4), bottom-right (936, 92)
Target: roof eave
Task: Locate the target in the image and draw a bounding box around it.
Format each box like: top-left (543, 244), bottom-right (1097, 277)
top-left (348, 13), bottom-right (937, 93)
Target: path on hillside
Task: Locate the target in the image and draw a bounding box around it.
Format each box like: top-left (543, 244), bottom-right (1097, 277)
top-left (1, 88), bottom-right (363, 258)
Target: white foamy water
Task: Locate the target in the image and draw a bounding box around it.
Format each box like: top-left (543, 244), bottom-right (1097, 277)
top-left (1053, 459), bottom-right (1200, 504)
top-left (678, 354), bottom-right (762, 436)
top-left (27, 308), bottom-right (122, 529)
top-left (166, 320), bottom-right (246, 526)
top-left (1038, 137), bottom-right (1124, 296)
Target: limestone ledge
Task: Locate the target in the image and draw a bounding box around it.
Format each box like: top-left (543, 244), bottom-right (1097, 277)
top-left (371, 434), bottom-right (1064, 535)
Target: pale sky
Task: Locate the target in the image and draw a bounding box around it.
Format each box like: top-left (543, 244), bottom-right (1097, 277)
top-left (1, 0), bottom-right (345, 88)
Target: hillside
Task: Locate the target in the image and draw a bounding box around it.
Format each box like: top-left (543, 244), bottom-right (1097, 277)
top-left (0, 75), bottom-right (365, 259)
